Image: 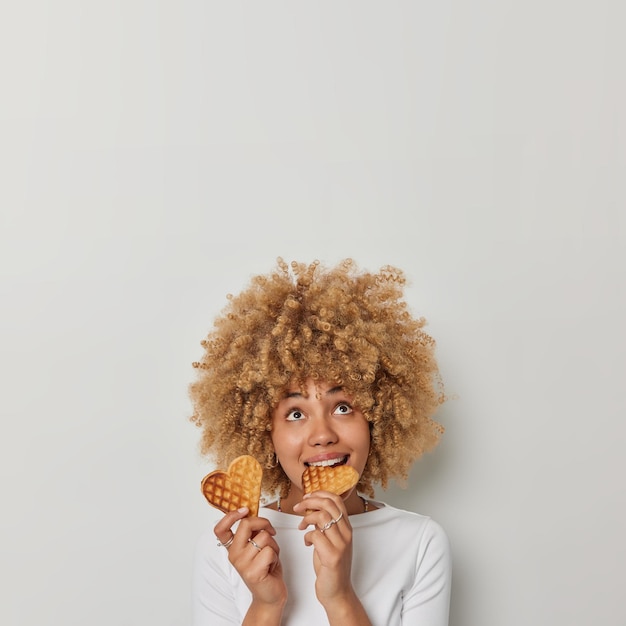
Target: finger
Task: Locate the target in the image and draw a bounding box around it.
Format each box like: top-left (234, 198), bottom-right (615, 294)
top-left (304, 516), bottom-right (352, 552)
top-left (311, 512), bottom-right (349, 541)
top-left (300, 512), bottom-right (345, 533)
top-left (214, 507), bottom-right (250, 545)
top-left (234, 516), bottom-right (278, 537)
top-left (214, 509), bottom-right (277, 546)
top-left (294, 493), bottom-right (346, 530)
top-left (239, 543), bottom-right (281, 580)
top-left (229, 516), bottom-right (278, 553)
top-left (231, 529), bottom-right (281, 575)
top-left (321, 514), bottom-right (351, 546)
top-left (247, 529), bottom-right (281, 557)
top-left (296, 509), bottom-right (337, 532)
top-left (301, 505), bottom-right (351, 551)
top-left (304, 489), bottom-right (354, 503)
top-left (299, 490), bottom-right (347, 514)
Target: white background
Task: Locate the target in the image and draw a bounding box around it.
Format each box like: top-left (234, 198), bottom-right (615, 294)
top-left (1, 2), bottom-right (624, 625)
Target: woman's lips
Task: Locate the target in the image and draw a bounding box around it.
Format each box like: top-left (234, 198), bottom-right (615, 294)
top-left (304, 454), bottom-right (349, 468)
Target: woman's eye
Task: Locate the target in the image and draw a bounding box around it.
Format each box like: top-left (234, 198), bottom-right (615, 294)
top-left (286, 409), bottom-right (305, 421)
top-left (334, 403), bottom-right (353, 415)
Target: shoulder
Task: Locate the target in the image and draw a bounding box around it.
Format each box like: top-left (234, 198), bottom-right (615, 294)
top-left (356, 500), bottom-right (445, 532)
top-left (355, 502), bottom-right (450, 561)
top-left (391, 503), bottom-right (449, 546)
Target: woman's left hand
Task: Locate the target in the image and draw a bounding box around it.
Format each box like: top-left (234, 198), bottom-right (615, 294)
top-left (293, 491), bottom-right (354, 607)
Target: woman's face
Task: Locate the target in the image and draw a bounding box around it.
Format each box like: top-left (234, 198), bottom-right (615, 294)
top-left (270, 379), bottom-right (370, 498)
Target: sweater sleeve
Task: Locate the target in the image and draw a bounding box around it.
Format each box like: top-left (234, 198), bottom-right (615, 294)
top-left (191, 528), bottom-right (244, 626)
top-left (401, 518), bottom-right (452, 625)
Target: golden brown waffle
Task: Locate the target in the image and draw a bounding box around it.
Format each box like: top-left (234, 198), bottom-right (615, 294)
top-left (302, 464), bottom-right (359, 497)
top-left (201, 455), bottom-right (262, 517)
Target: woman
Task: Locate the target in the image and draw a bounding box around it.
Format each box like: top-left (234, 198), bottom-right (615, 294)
top-left (189, 259), bottom-right (451, 625)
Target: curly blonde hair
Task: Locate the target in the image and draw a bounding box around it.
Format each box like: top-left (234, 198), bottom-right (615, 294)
top-left (189, 258), bottom-right (445, 498)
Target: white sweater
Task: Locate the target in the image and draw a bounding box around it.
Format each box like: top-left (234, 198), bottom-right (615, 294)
top-left (192, 502), bottom-right (451, 626)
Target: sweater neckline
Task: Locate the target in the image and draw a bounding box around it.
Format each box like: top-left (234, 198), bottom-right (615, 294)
top-left (261, 500), bottom-right (390, 529)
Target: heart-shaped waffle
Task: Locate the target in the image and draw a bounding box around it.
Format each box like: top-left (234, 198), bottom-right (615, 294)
top-left (302, 464), bottom-right (359, 497)
top-left (201, 455), bottom-right (262, 517)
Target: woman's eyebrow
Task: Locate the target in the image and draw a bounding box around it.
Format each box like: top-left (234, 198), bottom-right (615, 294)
top-left (282, 386), bottom-right (344, 399)
top-left (283, 391), bottom-right (303, 399)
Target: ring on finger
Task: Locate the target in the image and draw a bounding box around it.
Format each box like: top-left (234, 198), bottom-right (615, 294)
top-left (319, 519), bottom-right (336, 533)
top-left (319, 511), bottom-right (344, 534)
top-left (217, 534), bottom-right (235, 549)
top-left (248, 538), bottom-right (262, 551)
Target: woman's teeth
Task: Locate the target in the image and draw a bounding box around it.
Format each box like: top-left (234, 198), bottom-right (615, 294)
top-left (307, 456), bottom-right (348, 467)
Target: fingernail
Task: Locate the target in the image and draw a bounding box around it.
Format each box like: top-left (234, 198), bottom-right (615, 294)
top-left (237, 507), bottom-right (248, 514)
top-left (303, 493), bottom-right (311, 499)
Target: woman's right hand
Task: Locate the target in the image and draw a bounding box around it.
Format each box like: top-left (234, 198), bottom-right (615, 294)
top-left (214, 507), bottom-right (287, 609)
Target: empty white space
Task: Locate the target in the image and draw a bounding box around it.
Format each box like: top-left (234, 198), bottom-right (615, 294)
top-left (1, 2), bottom-right (624, 625)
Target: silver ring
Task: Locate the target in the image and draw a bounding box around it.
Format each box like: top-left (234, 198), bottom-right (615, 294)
top-left (319, 511), bottom-right (344, 533)
top-left (217, 534), bottom-right (234, 549)
top-left (248, 538), bottom-right (262, 551)
top-left (319, 519), bottom-right (336, 533)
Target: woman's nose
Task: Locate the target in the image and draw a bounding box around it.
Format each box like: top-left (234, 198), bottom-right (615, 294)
top-left (307, 417), bottom-right (338, 447)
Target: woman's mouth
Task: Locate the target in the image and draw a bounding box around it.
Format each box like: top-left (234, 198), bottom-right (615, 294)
top-left (304, 455), bottom-right (349, 468)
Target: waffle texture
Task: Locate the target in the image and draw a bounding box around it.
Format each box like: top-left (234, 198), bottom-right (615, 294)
top-left (201, 455), bottom-right (262, 517)
top-left (302, 464), bottom-right (359, 496)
